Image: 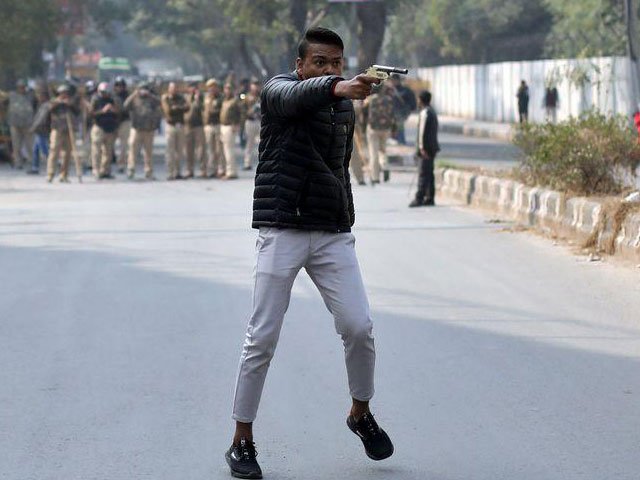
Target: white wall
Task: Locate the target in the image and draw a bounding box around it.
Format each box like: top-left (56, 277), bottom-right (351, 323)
top-left (414, 56), bottom-right (636, 123)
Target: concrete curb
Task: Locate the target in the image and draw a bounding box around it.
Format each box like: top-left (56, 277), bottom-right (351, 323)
top-left (439, 121), bottom-right (514, 142)
top-left (436, 167), bottom-right (640, 262)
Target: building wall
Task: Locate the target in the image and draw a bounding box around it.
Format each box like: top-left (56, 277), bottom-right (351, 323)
top-left (414, 56), bottom-right (635, 123)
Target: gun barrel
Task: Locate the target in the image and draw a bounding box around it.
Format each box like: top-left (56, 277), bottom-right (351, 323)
top-left (372, 65), bottom-right (409, 75)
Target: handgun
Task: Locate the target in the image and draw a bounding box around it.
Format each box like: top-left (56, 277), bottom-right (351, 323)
top-left (364, 65), bottom-right (409, 81)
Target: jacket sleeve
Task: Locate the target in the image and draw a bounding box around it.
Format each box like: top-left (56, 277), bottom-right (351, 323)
top-left (344, 109), bottom-right (356, 226)
top-left (262, 74), bottom-right (343, 118)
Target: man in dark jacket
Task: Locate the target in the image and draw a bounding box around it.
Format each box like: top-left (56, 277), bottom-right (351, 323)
top-left (225, 27), bottom-right (394, 480)
top-left (90, 82), bottom-right (120, 179)
top-left (410, 90), bottom-right (440, 207)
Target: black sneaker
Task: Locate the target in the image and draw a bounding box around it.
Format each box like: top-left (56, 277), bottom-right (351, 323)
top-left (347, 412), bottom-right (394, 461)
top-left (383, 170), bottom-right (390, 182)
top-left (225, 438), bottom-right (263, 479)
top-left (409, 198), bottom-right (426, 208)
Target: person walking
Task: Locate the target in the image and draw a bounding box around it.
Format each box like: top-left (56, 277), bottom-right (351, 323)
top-left (544, 85), bottom-right (559, 123)
top-left (242, 79), bottom-right (261, 171)
top-left (410, 90), bottom-right (440, 208)
top-left (203, 78), bottom-right (225, 178)
top-left (42, 85), bottom-right (80, 182)
top-left (225, 26), bottom-right (394, 480)
top-left (390, 74), bottom-right (416, 145)
top-left (161, 82), bottom-right (189, 180)
top-left (124, 82), bottom-right (162, 180)
top-left (517, 80), bottom-right (530, 124)
top-left (219, 82), bottom-right (242, 179)
top-left (28, 88), bottom-right (51, 175)
top-left (90, 82), bottom-right (120, 179)
top-left (113, 77), bottom-right (131, 174)
top-left (364, 82), bottom-right (395, 184)
top-left (184, 82), bottom-right (206, 178)
top-left (8, 79), bottom-right (35, 169)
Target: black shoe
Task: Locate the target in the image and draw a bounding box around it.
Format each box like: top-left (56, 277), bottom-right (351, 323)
top-left (383, 170), bottom-right (390, 182)
top-left (347, 412), bottom-right (394, 461)
top-left (242, 165), bottom-right (253, 171)
top-left (409, 198), bottom-right (426, 208)
top-left (358, 180), bottom-right (366, 186)
top-left (425, 199), bottom-right (435, 206)
top-left (225, 438), bottom-right (263, 479)
top-left (27, 169), bottom-right (39, 175)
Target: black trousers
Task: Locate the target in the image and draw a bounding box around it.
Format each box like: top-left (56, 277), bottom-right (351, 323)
top-left (416, 153), bottom-right (435, 203)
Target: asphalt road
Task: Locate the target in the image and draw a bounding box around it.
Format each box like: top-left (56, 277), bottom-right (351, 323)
top-left (1, 155), bottom-right (640, 480)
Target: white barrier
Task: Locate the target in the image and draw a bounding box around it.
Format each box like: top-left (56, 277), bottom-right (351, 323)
top-left (415, 56), bottom-right (636, 123)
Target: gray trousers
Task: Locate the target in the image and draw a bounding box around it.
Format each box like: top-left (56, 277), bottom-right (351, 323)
top-left (232, 227), bottom-right (376, 423)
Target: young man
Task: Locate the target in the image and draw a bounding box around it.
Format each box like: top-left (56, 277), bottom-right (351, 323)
top-left (226, 27), bottom-right (394, 479)
top-left (410, 90), bottom-right (440, 208)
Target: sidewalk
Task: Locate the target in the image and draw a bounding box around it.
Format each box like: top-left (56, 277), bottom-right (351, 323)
top-left (406, 113), bottom-right (514, 142)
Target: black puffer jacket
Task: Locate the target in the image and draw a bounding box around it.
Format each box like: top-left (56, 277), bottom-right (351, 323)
top-left (252, 72), bottom-right (355, 233)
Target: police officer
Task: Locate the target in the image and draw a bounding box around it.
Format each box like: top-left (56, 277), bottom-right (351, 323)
top-left (124, 82), bottom-right (162, 180)
top-left (184, 81), bottom-right (206, 178)
top-left (90, 82), bottom-right (120, 179)
top-left (8, 79), bottom-right (35, 169)
top-left (41, 85), bottom-right (80, 182)
top-left (363, 83), bottom-right (395, 184)
top-left (203, 78), bottom-right (225, 178)
top-left (113, 76), bottom-right (131, 173)
top-left (161, 82), bottom-right (189, 180)
top-left (242, 79), bottom-right (261, 171)
top-left (219, 82), bottom-right (242, 179)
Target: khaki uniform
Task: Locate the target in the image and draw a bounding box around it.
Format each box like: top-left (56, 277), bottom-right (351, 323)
top-left (45, 100), bottom-right (80, 181)
top-left (8, 92), bottom-right (34, 168)
top-left (242, 93), bottom-right (260, 169)
top-left (204, 93), bottom-right (225, 177)
top-left (161, 93), bottom-right (189, 179)
top-left (349, 100), bottom-right (367, 184)
top-left (124, 92), bottom-right (162, 177)
top-left (184, 92), bottom-right (206, 177)
top-left (364, 91), bottom-right (395, 182)
top-left (115, 90), bottom-right (131, 169)
top-left (219, 97), bottom-right (243, 177)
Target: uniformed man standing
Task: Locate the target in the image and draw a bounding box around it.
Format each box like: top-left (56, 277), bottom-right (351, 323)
top-left (184, 82), bottom-right (206, 178)
top-left (242, 79), bottom-right (261, 171)
top-left (124, 82), bottom-right (162, 180)
top-left (113, 77), bottom-right (131, 173)
top-left (219, 82), bottom-right (242, 179)
top-left (90, 82), bottom-right (120, 179)
top-left (350, 99), bottom-right (367, 186)
top-left (40, 85), bottom-right (80, 182)
top-left (8, 79), bottom-right (35, 169)
top-left (82, 80), bottom-right (97, 173)
top-left (203, 78), bottom-right (225, 178)
top-left (161, 82), bottom-right (189, 180)
top-left (363, 83), bottom-right (395, 184)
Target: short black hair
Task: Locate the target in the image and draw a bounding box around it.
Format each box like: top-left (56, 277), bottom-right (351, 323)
top-left (298, 27), bottom-right (344, 59)
top-left (419, 90), bottom-right (432, 106)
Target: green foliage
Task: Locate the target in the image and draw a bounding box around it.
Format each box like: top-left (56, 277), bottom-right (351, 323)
top-left (543, 0), bottom-right (626, 58)
top-left (0, 0), bottom-right (59, 86)
top-left (385, 0), bottom-right (551, 66)
top-left (513, 112), bottom-right (640, 196)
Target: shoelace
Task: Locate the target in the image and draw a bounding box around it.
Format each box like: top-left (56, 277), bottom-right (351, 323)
top-left (359, 413), bottom-right (381, 438)
top-left (238, 439), bottom-right (258, 460)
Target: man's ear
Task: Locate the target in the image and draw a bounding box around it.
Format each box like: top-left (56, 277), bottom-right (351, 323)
top-left (295, 58), bottom-right (303, 79)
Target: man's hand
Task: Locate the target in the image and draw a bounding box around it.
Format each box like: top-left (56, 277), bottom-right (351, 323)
top-left (333, 75), bottom-right (381, 100)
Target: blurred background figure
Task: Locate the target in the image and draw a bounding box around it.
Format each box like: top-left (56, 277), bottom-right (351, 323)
top-left (184, 81), bottom-right (206, 178)
top-left (204, 78), bottom-right (225, 178)
top-left (219, 82), bottom-right (242, 179)
top-left (90, 82), bottom-right (119, 179)
top-left (8, 79), bottom-right (35, 169)
top-left (161, 82), bottom-right (189, 180)
top-left (113, 77), bottom-right (131, 174)
top-left (517, 80), bottom-right (530, 124)
top-left (124, 81), bottom-right (162, 180)
top-left (364, 82), bottom-right (395, 184)
top-left (28, 87), bottom-right (51, 175)
top-left (242, 79), bottom-right (261, 171)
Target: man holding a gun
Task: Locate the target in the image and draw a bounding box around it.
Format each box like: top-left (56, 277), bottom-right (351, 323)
top-left (225, 27), bottom-right (400, 479)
